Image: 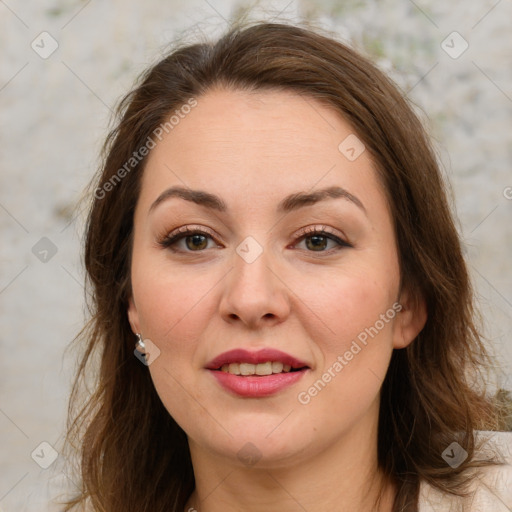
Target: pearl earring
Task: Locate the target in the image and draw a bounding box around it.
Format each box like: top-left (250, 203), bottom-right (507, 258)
top-left (135, 333), bottom-right (146, 352)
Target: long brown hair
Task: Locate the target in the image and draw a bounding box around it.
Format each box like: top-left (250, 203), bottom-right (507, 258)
top-left (62, 20), bottom-right (507, 512)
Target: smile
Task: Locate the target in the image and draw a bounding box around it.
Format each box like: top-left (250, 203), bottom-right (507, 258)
top-left (206, 348), bottom-right (310, 397)
top-left (219, 361), bottom-right (295, 375)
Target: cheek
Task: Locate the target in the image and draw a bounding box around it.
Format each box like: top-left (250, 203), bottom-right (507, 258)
top-left (131, 259), bottom-right (220, 433)
top-left (305, 265), bottom-right (398, 355)
top-left (294, 254), bottom-right (399, 413)
top-left (132, 255), bottom-right (219, 340)
top-left (295, 273), bottom-right (397, 427)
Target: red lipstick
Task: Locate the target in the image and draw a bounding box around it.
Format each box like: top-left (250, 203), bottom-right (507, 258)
top-left (205, 348), bottom-right (310, 398)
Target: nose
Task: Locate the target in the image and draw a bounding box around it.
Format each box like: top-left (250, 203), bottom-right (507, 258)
top-left (218, 243), bottom-right (291, 329)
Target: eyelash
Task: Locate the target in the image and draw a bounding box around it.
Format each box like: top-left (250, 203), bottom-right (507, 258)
top-left (158, 224), bottom-right (352, 254)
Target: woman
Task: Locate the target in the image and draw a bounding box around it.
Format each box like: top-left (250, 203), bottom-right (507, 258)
top-left (63, 20), bottom-right (511, 512)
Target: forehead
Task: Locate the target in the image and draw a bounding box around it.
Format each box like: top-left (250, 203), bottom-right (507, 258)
top-left (156, 87), bottom-right (356, 159)
top-left (138, 87), bottom-right (388, 218)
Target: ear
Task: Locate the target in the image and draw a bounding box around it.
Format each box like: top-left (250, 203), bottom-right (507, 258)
top-left (393, 287), bottom-right (427, 349)
top-left (127, 296), bottom-right (141, 335)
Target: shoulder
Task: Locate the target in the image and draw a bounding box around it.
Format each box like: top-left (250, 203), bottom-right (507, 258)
top-left (418, 431), bottom-right (512, 511)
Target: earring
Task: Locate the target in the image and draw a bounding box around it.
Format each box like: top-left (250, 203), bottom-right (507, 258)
top-left (135, 333), bottom-right (146, 352)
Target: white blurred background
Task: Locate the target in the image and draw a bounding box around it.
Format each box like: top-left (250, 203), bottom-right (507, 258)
top-left (1, 0), bottom-right (511, 510)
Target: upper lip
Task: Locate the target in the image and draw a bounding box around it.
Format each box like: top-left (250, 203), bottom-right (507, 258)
top-left (205, 348), bottom-right (310, 370)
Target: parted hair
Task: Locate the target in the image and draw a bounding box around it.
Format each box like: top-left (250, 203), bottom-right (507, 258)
top-left (62, 20), bottom-right (506, 512)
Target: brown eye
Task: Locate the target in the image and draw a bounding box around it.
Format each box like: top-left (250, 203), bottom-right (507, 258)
top-left (295, 228), bottom-right (351, 253)
top-left (159, 227), bottom-right (219, 253)
top-left (305, 234), bottom-right (329, 251)
top-left (185, 234), bottom-right (208, 251)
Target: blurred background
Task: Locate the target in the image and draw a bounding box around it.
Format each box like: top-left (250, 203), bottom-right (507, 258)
top-left (1, 0), bottom-right (511, 510)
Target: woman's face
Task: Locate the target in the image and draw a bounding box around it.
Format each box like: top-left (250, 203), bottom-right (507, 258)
top-left (128, 88), bottom-right (424, 467)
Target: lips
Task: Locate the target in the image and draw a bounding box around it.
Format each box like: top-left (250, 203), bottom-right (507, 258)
top-left (206, 348), bottom-right (310, 398)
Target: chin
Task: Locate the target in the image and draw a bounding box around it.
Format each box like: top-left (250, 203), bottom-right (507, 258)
top-left (190, 414), bottom-right (319, 468)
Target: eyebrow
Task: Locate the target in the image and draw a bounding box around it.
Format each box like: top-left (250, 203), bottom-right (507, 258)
top-left (149, 185), bottom-right (366, 215)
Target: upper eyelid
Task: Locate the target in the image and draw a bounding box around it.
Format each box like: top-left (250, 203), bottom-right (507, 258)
top-left (165, 224), bottom-right (218, 239)
top-left (164, 224), bottom-right (346, 241)
top-left (296, 224), bottom-right (344, 238)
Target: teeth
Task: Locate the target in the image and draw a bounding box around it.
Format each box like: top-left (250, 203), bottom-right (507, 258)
top-left (272, 362), bottom-right (283, 373)
top-left (228, 363), bottom-right (240, 375)
top-left (219, 361), bottom-right (297, 376)
top-left (255, 362), bottom-right (273, 375)
top-left (240, 363), bottom-right (256, 375)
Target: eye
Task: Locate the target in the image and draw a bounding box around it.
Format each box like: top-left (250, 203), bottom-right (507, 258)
top-left (293, 226), bottom-right (351, 253)
top-left (158, 225), bottom-right (220, 252)
top-left (158, 225), bottom-right (351, 254)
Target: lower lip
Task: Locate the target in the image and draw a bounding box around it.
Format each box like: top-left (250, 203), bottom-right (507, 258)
top-left (209, 369), bottom-right (307, 397)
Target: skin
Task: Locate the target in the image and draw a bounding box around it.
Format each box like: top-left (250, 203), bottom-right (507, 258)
top-left (127, 87), bottom-right (427, 512)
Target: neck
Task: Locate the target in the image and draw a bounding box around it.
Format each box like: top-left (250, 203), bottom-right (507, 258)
top-left (184, 408), bottom-right (396, 512)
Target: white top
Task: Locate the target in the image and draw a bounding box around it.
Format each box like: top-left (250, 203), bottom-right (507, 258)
top-left (419, 431), bottom-right (512, 511)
